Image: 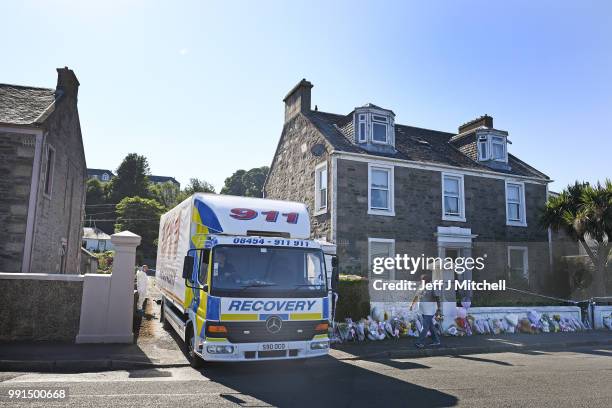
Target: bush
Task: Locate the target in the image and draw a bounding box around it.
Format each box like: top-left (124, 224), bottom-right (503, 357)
top-left (334, 275), bottom-right (370, 321)
top-left (95, 251), bottom-right (114, 273)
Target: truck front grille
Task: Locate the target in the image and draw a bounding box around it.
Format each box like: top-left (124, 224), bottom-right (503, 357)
top-left (210, 321), bottom-right (325, 343)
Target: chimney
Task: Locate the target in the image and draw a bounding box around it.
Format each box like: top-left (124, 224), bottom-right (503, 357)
top-left (458, 114), bottom-right (493, 134)
top-left (283, 79), bottom-right (313, 122)
top-left (55, 67), bottom-right (80, 100)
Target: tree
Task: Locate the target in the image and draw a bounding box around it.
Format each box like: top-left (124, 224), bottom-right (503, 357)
top-left (183, 178), bottom-right (216, 195)
top-left (542, 180), bottom-right (612, 297)
top-left (84, 178), bottom-right (114, 233)
top-left (109, 153), bottom-right (151, 203)
top-left (115, 196), bottom-right (165, 263)
top-left (220, 166), bottom-right (269, 197)
top-left (150, 181), bottom-right (182, 209)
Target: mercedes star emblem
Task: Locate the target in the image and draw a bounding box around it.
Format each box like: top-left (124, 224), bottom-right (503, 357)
top-left (265, 315), bottom-right (283, 334)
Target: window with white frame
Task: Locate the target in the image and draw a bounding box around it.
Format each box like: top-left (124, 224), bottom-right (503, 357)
top-left (477, 133), bottom-right (507, 163)
top-left (506, 182), bottom-right (526, 226)
top-left (508, 246), bottom-right (528, 282)
top-left (368, 164), bottom-right (394, 215)
top-left (101, 173), bottom-right (110, 181)
top-left (442, 173), bottom-right (465, 221)
top-left (369, 238), bottom-right (395, 280)
top-left (478, 139), bottom-right (488, 160)
top-left (314, 163), bottom-right (328, 213)
top-left (43, 145), bottom-right (55, 197)
top-left (357, 114), bottom-right (367, 143)
top-left (371, 115), bottom-right (388, 143)
top-left (491, 136), bottom-right (506, 161)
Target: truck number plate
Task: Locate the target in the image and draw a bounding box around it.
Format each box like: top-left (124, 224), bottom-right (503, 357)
top-left (259, 343), bottom-right (287, 351)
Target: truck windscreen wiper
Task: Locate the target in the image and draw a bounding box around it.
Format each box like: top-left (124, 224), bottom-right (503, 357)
top-left (291, 283), bottom-right (325, 289)
top-left (239, 282), bottom-right (278, 290)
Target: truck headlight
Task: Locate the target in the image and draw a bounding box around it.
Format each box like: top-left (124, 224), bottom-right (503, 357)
top-left (206, 345), bottom-right (235, 354)
top-left (310, 341), bottom-right (329, 350)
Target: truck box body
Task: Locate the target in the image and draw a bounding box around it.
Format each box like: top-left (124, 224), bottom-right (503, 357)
top-left (156, 194), bottom-right (330, 362)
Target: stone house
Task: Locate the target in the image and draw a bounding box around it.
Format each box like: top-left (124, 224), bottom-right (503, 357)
top-left (82, 227), bottom-right (113, 252)
top-left (0, 67), bottom-right (87, 274)
top-left (87, 168), bottom-right (114, 182)
top-left (264, 79), bottom-right (564, 300)
top-left (86, 168), bottom-right (180, 188)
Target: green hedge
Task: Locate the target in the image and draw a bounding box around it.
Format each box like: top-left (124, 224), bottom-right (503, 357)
top-left (334, 275), bottom-right (370, 321)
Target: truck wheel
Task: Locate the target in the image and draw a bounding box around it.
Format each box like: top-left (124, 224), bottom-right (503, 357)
top-left (186, 328), bottom-right (204, 369)
top-left (160, 302), bottom-right (171, 331)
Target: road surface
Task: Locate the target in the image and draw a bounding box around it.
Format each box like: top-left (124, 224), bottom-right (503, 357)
top-left (1, 345), bottom-right (611, 407)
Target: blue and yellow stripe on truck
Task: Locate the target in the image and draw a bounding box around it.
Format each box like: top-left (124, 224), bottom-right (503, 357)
top-left (218, 297), bottom-right (329, 322)
top-left (186, 198), bottom-right (224, 340)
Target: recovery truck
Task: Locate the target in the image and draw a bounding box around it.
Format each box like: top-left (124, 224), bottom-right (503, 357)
top-left (155, 193), bottom-right (336, 366)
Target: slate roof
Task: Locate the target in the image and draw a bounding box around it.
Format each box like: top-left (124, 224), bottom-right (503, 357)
top-left (149, 175), bottom-right (180, 185)
top-left (87, 168), bottom-right (115, 178)
top-left (0, 84), bottom-right (57, 125)
top-left (306, 110), bottom-right (549, 180)
top-left (83, 227), bottom-right (111, 240)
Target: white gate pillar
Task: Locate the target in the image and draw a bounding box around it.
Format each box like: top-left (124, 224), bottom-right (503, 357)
top-left (76, 230), bottom-right (141, 343)
top-left (105, 231), bottom-right (141, 343)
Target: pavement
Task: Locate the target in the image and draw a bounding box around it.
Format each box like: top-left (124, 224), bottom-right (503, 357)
top-left (1, 293), bottom-right (611, 372)
top-left (1, 345), bottom-right (611, 407)
top-left (1, 275), bottom-right (610, 372)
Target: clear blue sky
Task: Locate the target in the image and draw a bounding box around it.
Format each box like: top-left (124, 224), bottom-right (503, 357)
top-left (2, 0), bottom-right (610, 192)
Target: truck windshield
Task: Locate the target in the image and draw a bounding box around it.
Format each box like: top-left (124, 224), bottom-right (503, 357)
top-left (211, 246), bottom-right (327, 296)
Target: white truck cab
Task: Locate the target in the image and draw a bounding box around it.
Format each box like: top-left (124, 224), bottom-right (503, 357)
top-left (155, 194), bottom-right (335, 366)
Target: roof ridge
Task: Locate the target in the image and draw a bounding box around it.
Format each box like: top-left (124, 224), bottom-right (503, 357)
top-left (310, 110), bottom-right (454, 136)
top-left (395, 123), bottom-right (454, 137)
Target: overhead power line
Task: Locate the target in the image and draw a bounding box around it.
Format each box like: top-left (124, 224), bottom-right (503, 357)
top-left (82, 218), bottom-right (161, 222)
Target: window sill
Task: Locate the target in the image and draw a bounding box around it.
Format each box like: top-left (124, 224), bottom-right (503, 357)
top-left (371, 140), bottom-right (390, 145)
top-left (314, 208), bottom-right (328, 216)
top-left (368, 209), bottom-right (395, 217)
top-left (442, 215), bottom-right (466, 223)
top-left (506, 220), bottom-right (528, 227)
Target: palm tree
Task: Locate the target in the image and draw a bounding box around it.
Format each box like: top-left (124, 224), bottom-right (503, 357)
top-left (541, 180), bottom-right (612, 297)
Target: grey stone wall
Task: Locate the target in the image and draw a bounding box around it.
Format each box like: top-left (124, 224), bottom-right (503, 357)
top-left (30, 94), bottom-right (87, 274)
top-left (0, 278), bottom-right (83, 342)
top-left (335, 158), bottom-right (553, 295)
top-left (0, 132), bottom-right (35, 272)
top-left (264, 113), bottom-right (332, 240)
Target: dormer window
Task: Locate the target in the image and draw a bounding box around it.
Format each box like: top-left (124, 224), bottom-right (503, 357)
top-left (353, 105), bottom-right (395, 149)
top-left (477, 131), bottom-right (508, 163)
top-left (371, 115), bottom-right (388, 143)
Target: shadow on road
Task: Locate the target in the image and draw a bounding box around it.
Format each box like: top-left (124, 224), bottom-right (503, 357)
top-left (198, 357), bottom-right (458, 408)
top-left (450, 355), bottom-right (513, 366)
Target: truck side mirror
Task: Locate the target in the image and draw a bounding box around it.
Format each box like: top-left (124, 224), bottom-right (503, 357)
top-left (183, 255), bottom-right (195, 280)
top-left (331, 257), bottom-right (338, 268)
